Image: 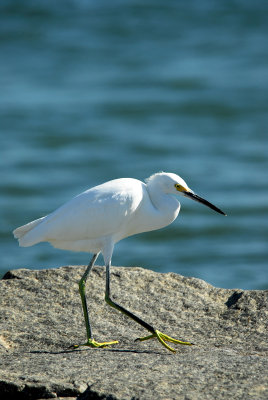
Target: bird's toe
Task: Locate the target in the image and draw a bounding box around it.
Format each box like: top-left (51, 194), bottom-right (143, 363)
top-left (70, 338), bottom-right (119, 349)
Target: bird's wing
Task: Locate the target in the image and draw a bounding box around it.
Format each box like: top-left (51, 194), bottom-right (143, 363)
top-left (19, 179), bottom-right (143, 246)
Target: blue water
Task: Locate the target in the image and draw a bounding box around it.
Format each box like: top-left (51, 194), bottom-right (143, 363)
top-left (1, 1), bottom-right (267, 289)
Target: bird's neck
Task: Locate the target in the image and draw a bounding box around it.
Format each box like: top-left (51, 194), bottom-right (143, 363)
top-left (147, 182), bottom-right (180, 220)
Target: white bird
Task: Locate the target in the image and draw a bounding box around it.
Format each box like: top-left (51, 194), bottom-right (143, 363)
top-left (13, 172), bottom-right (226, 352)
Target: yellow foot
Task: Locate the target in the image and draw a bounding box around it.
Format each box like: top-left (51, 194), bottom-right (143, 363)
top-left (71, 338), bottom-right (119, 349)
top-left (135, 329), bottom-right (194, 353)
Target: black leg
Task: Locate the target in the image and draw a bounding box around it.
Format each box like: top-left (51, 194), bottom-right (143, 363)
top-left (79, 253), bottom-right (99, 340)
top-left (104, 262), bottom-right (155, 334)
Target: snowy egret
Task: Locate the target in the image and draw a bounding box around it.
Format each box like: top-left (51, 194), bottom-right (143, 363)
top-left (13, 172), bottom-right (226, 352)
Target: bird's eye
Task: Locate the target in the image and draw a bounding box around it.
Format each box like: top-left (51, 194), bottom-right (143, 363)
top-left (175, 184), bottom-right (182, 190)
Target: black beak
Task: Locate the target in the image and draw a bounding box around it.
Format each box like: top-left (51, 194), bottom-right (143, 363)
top-left (183, 191), bottom-right (226, 216)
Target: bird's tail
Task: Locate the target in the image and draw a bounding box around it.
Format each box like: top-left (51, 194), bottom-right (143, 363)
top-left (13, 217), bottom-right (45, 247)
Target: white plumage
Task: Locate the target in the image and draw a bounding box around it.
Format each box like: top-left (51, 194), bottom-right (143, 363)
top-left (13, 172), bottom-right (225, 352)
top-left (13, 172), bottom-right (188, 264)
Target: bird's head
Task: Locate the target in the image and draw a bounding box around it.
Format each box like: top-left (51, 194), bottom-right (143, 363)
top-left (147, 172), bottom-right (226, 216)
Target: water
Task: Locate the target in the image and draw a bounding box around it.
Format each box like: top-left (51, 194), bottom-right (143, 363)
top-left (1, 0), bottom-right (267, 289)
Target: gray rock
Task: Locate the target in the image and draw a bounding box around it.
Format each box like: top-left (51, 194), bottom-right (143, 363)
top-left (0, 265), bottom-right (267, 400)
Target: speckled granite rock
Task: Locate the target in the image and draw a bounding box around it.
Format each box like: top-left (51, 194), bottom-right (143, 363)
top-left (0, 266), bottom-right (267, 399)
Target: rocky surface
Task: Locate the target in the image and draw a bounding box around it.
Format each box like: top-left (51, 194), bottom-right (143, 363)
top-left (0, 265), bottom-right (267, 400)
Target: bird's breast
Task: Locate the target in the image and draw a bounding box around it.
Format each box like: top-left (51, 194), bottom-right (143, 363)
top-left (116, 199), bottom-right (180, 241)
